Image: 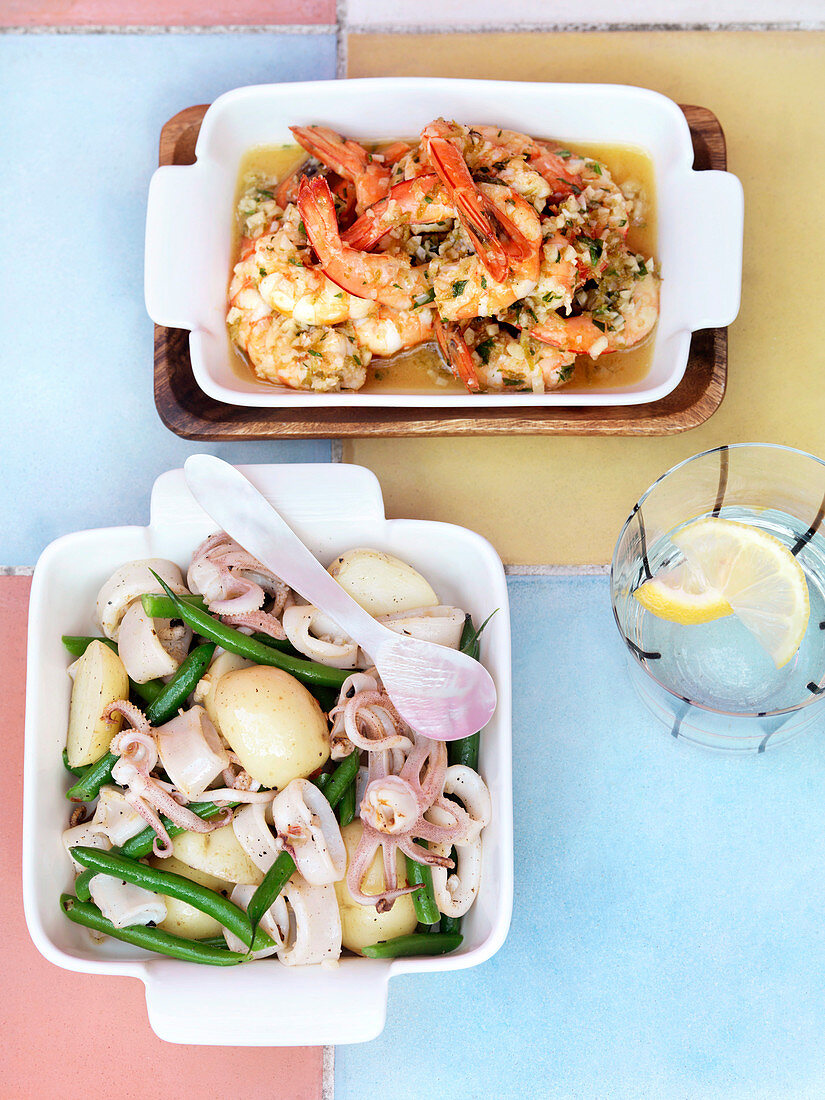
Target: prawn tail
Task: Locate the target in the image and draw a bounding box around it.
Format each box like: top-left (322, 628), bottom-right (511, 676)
top-left (434, 316), bottom-right (481, 394)
top-left (297, 176), bottom-right (341, 268)
top-left (424, 135), bottom-right (508, 283)
top-left (290, 125), bottom-right (366, 180)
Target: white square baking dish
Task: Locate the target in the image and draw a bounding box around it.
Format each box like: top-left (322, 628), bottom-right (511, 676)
top-left (23, 462), bottom-right (512, 1045)
top-left (144, 77), bottom-right (744, 409)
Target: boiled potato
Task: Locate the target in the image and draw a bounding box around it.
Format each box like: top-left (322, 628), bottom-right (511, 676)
top-left (66, 640), bottom-right (129, 767)
top-left (193, 650), bottom-right (254, 726)
top-left (211, 666), bottom-right (329, 789)
top-left (328, 549), bottom-right (439, 617)
top-left (149, 854), bottom-right (232, 940)
top-left (334, 821), bottom-right (417, 955)
top-left (171, 823), bottom-right (264, 886)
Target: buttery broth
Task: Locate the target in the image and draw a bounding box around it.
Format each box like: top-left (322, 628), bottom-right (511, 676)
top-left (230, 140), bottom-right (658, 394)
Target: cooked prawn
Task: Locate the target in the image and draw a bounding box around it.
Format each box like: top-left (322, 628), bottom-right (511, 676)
top-left (233, 309), bottom-right (369, 392)
top-left (421, 123), bottom-right (511, 282)
top-left (298, 176), bottom-right (430, 311)
top-left (343, 173), bottom-right (455, 251)
top-left (436, 317), bottom-right (576, 393)
top-left (353, 306), bottom-right (434, 357)
top-left (276, 165), bottom-right (357, 226)
top-left (532, 270), bottom-right (659, 358)
top-left (290, 125), bottom-right (392, 213)
top-left (430, 183), bottom-right (541, 321)
top-left (234, 205), bottom-right (376, 327)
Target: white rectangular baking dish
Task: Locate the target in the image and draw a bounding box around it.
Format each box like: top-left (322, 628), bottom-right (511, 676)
top-left (144, 77), bottom-right (744, 409)
top-left (23, 462), bottom-right (512, 1045)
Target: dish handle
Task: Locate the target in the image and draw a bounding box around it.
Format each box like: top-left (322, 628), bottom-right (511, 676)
top-left (676, 169), bottom-right (745, 330)
top-left (144, 165), bottom-right (216, 330)
top-left (142, 958), bottom-right (392, 1045)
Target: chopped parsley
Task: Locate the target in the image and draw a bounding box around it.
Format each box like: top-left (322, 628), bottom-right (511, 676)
top-left (258, 266), bottom-right (267, 278)
top-left (481, 276), bottom-right (487, 289)
top-left (414, 288), bottom-right (435, 307)
top-left (557, 363), bottom-right (575, 383)
top-left (586, 161), bottom-right (603, 176)
top-left (256, 189), bottom-right (274, 200)
top-left (592, 319), bottom-right (606, 332)
top-left (451, 279), bottom-right (468, 298)
top-left (476, 337), bottom-right (495, 364)
top-left (307, 349), bottom-right (323, 357)
top-left (580, 236), bottom-right (603, 267)
top-left (556, 149), bottom-right (572, 159)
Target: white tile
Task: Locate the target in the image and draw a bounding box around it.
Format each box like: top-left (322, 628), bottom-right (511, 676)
top-left (346, 0), bottom-right (824, 27)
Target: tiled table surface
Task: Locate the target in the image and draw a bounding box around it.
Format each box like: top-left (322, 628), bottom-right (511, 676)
top-left (3, 8), bottom-right (825, 1100)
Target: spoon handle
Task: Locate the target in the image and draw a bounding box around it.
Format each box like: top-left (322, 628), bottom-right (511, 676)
top-left (183, 455), bottom-right (386, 653)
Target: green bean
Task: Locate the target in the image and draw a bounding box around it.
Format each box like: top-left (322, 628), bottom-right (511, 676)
top-left (61, 635), bottom-right (165, 704)
top-left (74, 867), bottom-right (95, 902)
top-left (405, 850), bottom-right (440, 926)
top-left (321, 750), bottom-right (361, 809)
top-left (197, 935), bottom-right (228, 948)
top-left (140, 599), bottom-right (299, 659)
top-left (314, 771), bottom-right (331, 793)
top-left (139, 593), bottom-right (207, 617)
top-left (62, 749), bottom-right (86, 778)
top-left (447, 611), bottom-right (496, 771)
top-left (309, 685), bottom-right (339, 714)
top-left (448, 732), bottom-right (479, 772)
top-left (247, 850), bottom-right (295, 930)
top-left (439, 914), bottom-right (462, 936)
top-left (144, 642), bottom-right (215, 725)
top-left (62, 634), bottom-right (118, 658)
top-left (66, 752), bottom-right (119, 803)
top-left (60, 894), bottom-right (247, 966)
top-left (337, 777), bottom-right (356, 827)
top-left (69, 846), bottom-right (272, 951)
top-left (147, 575), bottom-right (349, 690)
top-left (119, 800), bottom-right (239, 859)
top-left (362, 932), bottom-right (463, 958)
top-left (249, 633), bottom-right (299, 654)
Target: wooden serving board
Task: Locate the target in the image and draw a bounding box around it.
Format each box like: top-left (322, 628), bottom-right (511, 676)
top-left (154, 104), bottom-right (727, 439)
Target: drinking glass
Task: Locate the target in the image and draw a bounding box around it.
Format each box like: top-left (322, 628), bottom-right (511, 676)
top-left (611, 443), bottom-right (825, 752)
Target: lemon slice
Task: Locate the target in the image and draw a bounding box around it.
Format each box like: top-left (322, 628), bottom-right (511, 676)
top-left (672, 517), bottom-right (810, 668)
top-left (634, 560), bottom-right (733, 625)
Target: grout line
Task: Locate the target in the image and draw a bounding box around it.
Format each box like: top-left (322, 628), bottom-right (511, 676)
top-left (322, 1045), bottom-right (335, 1100)
top-left (344, 20), bottom-right (824, 33)
top-left (0, 23), bottom-right (337, 35)
top-left (505, 563), bottom-right (609, 576)
top-left (0, 566), bottom-right (34, 576)
top-left (336, 0), bottom-right (348, 77)
top-left (330, 440), bottom-right (344, 462)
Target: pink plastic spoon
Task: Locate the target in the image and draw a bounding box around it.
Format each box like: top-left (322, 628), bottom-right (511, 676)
top-left (183, 455), bottom-right (497, 742)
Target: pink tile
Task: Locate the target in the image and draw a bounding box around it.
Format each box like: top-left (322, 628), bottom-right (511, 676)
top-left (2, 0), bottom-right (335, 27)
top-left (1, 577), bottom-right (323, 1096)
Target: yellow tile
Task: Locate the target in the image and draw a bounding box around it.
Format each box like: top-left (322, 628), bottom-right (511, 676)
top-left (345, 32), bottom-right (825, 565)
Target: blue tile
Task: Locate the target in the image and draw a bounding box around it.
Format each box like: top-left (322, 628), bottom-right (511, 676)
top-left (337, 576), bottom-right (825, 1099)
top-left (0, 34), bottom-right (337, 565)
